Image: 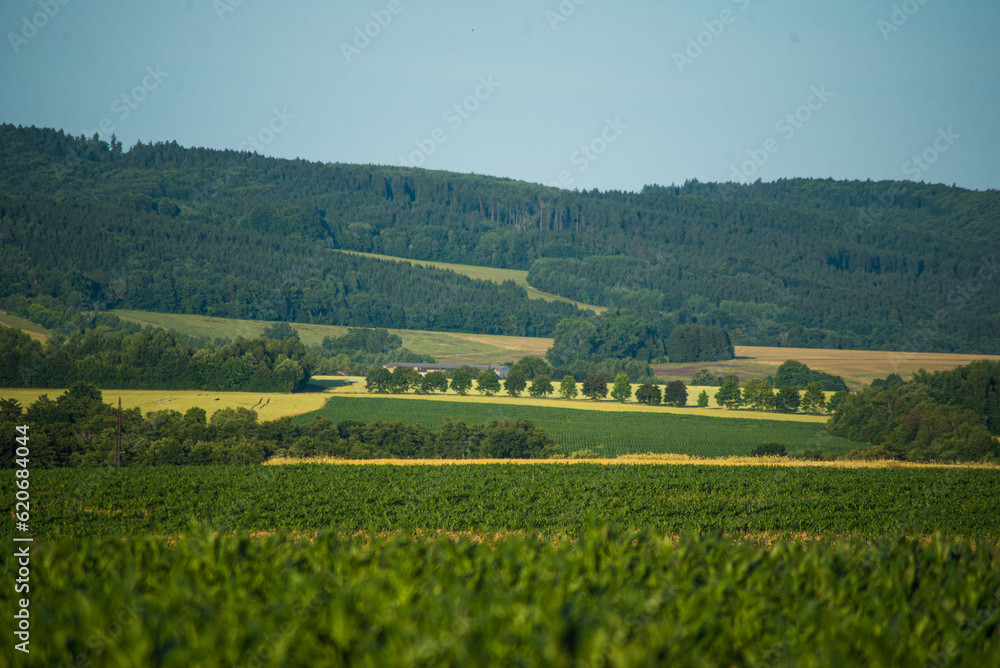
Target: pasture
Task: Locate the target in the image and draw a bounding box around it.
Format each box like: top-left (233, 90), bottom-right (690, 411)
top-left (0, 309), bottom-right (50, 342)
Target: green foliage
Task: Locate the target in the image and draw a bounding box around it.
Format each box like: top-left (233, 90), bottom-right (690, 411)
top-left (663, 380), bottom-right (688, 408)
top-left (3, 125), bottom-right (999, 353)
top-left (12, 529), bottom-right (1000, 666)
top-left (750, 442), bottom-right (788, 457)
top-left (715, 375), bottom-right (743, 409)
top-left (365, 366), bottom-right (394, 393)
top-left (743, 378), bottom-right (776, 411)
top-left (871, 373), bottom-right (905, 390)
top-left (582, 374), bottom-right (608, 400)
top-left (509, 356), bottom-right (553, 380)
top-left (770, 360), bottom-right (849, 392)
top-left (774, 385), bottom-right (801, 413)
top-left (476, 370), bottom-right (501, 396)
top-left (20, 464), bottom-right (1000, 538)
top-left (801, 382), bottom-right (827, 414)
top-left (696, 390), bottom-right (709, 408)
top-left (450, 368), bottom-right (473, 396)
top-left (504, 369), bottom-right (528, 397)
top-left (419, 370), bottom-right (449, 394)
top-left (322, 327), bottom-right (401, 355)
top-left (527, 374), bottom-right (554, 399)
top-left (610, 374), bottom-right (632, 403)
top-left (635, 383), bottom-right (662, 406)
top-left (665, 324), bottom-right (734, 363)
top-left (261, 321), bottom-right (299, 340)
top-left (691, 369), bottom-right (722, 386)
top-left (559, 375), bottom-right (578, 400)
top-left (827, 362), bottom-right (1000, 462)
top-left (0, 324), bottom-right (313, 392)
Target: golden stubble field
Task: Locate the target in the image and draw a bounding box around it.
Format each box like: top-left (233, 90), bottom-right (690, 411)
top-left (0, 388), bottom-right (329, 421)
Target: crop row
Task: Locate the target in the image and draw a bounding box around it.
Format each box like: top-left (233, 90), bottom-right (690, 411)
top-left (298, 397), bottom-right (857, 458)
top-left (8, 528), bottom-right (999, 667)
top-left (23, 463), bottom-right (1000, 539)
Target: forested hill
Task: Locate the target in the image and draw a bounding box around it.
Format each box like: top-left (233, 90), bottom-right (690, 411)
top-left (1, 124), bottom-right (998, 353)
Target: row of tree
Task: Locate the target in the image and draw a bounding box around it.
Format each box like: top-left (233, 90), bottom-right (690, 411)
top-left (0, 384), bottom-right (564, 468)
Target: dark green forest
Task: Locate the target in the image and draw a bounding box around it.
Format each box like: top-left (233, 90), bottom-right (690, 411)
top-left (828, 361), bottom-right (1000, 462)
top-left (1, 124), bottom-right (998, 353)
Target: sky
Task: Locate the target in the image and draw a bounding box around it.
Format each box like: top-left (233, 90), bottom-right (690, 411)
top-left (2, 0), bottom-right (998, 192)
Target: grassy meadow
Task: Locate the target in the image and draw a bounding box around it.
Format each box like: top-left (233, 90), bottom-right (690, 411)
top-left (0, 309), bottom-right (51, 342)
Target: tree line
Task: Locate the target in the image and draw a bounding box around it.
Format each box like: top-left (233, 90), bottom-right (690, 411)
top-left (0, 384), bottom-right (564, 468)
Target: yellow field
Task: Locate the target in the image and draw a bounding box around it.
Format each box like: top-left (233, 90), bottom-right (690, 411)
top-left (0, 388), bottom-right (327, 421)
top-left (315, 376), bottom-right (831, 423)
top-left (265, 453), bottom-right (1000, 470)
top-left (333, 249), bottom-right (605, 314)
top-left (656, 345), bottom-right (1000, 390)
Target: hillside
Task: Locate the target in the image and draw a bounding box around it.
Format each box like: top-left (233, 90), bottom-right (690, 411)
top-left (1, 123), bottom-right (998, 353)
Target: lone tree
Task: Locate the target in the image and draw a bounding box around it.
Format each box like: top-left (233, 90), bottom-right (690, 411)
top-left (582, 373), bottom-right (608, 401)
top-left (715, 375), bottom-right (742, 409)
top-left (559, 375), bottom-right (579, 400)
top-left (774, 385), bottom-right (801, 413)
top-left (697, 390), bottom-right (709, 407)
top-left (476, 370), bottom-right (501, 396)
top-left (450, 368), bottom-right (473, 396)
top-left (504, 369), bottom-right (528, 397)
top-left (636, 383), bottom-right (662, 406)
top-left (801, 382), bottom-right (827, 414)
top-left (663, 380), bottom-right (688, 408)
top-left (528, 374), bottom-right (554, 398)
top-left (610, 374), bottom-right (632, 403)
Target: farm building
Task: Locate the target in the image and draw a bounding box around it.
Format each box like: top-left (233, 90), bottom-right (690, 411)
top-left (383, 363), bottom-right (510, 380)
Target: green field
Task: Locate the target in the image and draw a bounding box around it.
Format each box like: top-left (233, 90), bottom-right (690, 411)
top-left (298, 396), bottom-right (856, 458)
top-left (24, 463), bottom-right (1000, 538)
top-left (11, 527), bottom-right (998, 667)
top-left (333, 249), bottom-right (605, 314)
top-left (0, 309), bottom-right (50, 341)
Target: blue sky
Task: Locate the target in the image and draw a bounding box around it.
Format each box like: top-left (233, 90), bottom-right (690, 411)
top-left (2, 0), bottom-right (997, 192)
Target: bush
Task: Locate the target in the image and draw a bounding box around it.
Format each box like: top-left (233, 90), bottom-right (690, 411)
top-left (749, 442), bottom-right (787, 457)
